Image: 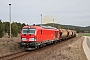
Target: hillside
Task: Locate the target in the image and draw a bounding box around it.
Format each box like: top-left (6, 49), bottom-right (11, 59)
top-left (37, 23), bottom-right (90, 33)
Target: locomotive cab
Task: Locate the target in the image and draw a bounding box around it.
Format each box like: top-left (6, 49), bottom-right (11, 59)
top-left (21, 28), bottom-right (36, 42)
top-left (21, 26), bottom-right (38, 49)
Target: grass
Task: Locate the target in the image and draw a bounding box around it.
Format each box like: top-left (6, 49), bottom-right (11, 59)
top-left (78, 33), bottom-right (90, 36)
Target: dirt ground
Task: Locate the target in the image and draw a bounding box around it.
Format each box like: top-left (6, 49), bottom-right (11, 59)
top-left (22, 37), bottom-right (87, 60)
top-left (0, 36), bottom-right (87, 60)
top-left (0, 37), bottom-right (22, 57)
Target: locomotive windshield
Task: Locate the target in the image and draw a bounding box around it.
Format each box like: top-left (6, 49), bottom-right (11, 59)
top-left (22, 28), bottom-right (36, 34)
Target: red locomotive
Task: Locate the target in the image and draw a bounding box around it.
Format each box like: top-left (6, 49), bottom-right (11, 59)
top-left (20, 25), bottom-right (76, 50)
top-left (20, 25), bottom-right (60, 50)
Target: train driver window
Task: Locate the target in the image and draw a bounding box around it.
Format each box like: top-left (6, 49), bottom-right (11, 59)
top-left (40, 30), bottom-right (42, 34)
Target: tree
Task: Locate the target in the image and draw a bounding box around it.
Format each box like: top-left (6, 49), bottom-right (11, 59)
top-left (0, 20), bottom-right (4, 38)
top-left (22, 23), bottom-right (26, 28)
top-left (3, 22), bottom-right (10, 33)
top-left (16, 22), bottom-right (22, 33)
top-left (75, 27), bottom-right (80, 33)
top-left (11, 22), bottom-right (18, 37)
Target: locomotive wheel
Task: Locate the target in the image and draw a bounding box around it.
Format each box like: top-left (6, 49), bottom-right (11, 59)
top-left (40, 44), bottom-right (44, 48)
top-left (35, 45), bottom-right (39, 49)
top-left (53, 41), bottom-right (57, 44)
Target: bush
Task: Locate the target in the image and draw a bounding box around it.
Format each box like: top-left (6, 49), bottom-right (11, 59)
top-left (0, 20), bottom-right (4, 38)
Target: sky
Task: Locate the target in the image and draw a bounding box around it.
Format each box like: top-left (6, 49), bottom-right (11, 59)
top-left (0, 0), bottom-right (90, 27)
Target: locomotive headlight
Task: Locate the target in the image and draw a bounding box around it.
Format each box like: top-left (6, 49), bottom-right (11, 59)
top-left (29, 38), bottom-right (36, 41)
top-left (22, 38), bottom-right (26, 41)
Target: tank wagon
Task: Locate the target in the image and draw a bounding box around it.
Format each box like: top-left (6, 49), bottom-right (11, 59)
top-left (59, 29), bottom-right (68, 40)
top-left (67, 30), bottom-right (76, 38)
top-left (59, 29), bottom-right (76, 40)
top-left (20, 25), bottom-right (76, 50)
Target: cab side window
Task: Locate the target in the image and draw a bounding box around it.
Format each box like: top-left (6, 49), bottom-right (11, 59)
top-left (40, 30), bottom-right (42, 34)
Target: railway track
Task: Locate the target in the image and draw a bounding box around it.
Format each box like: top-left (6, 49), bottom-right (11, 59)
top-left (0, 37), bottom-right (81, 60)
top-left (0, 51), bottom-right (27, 60)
